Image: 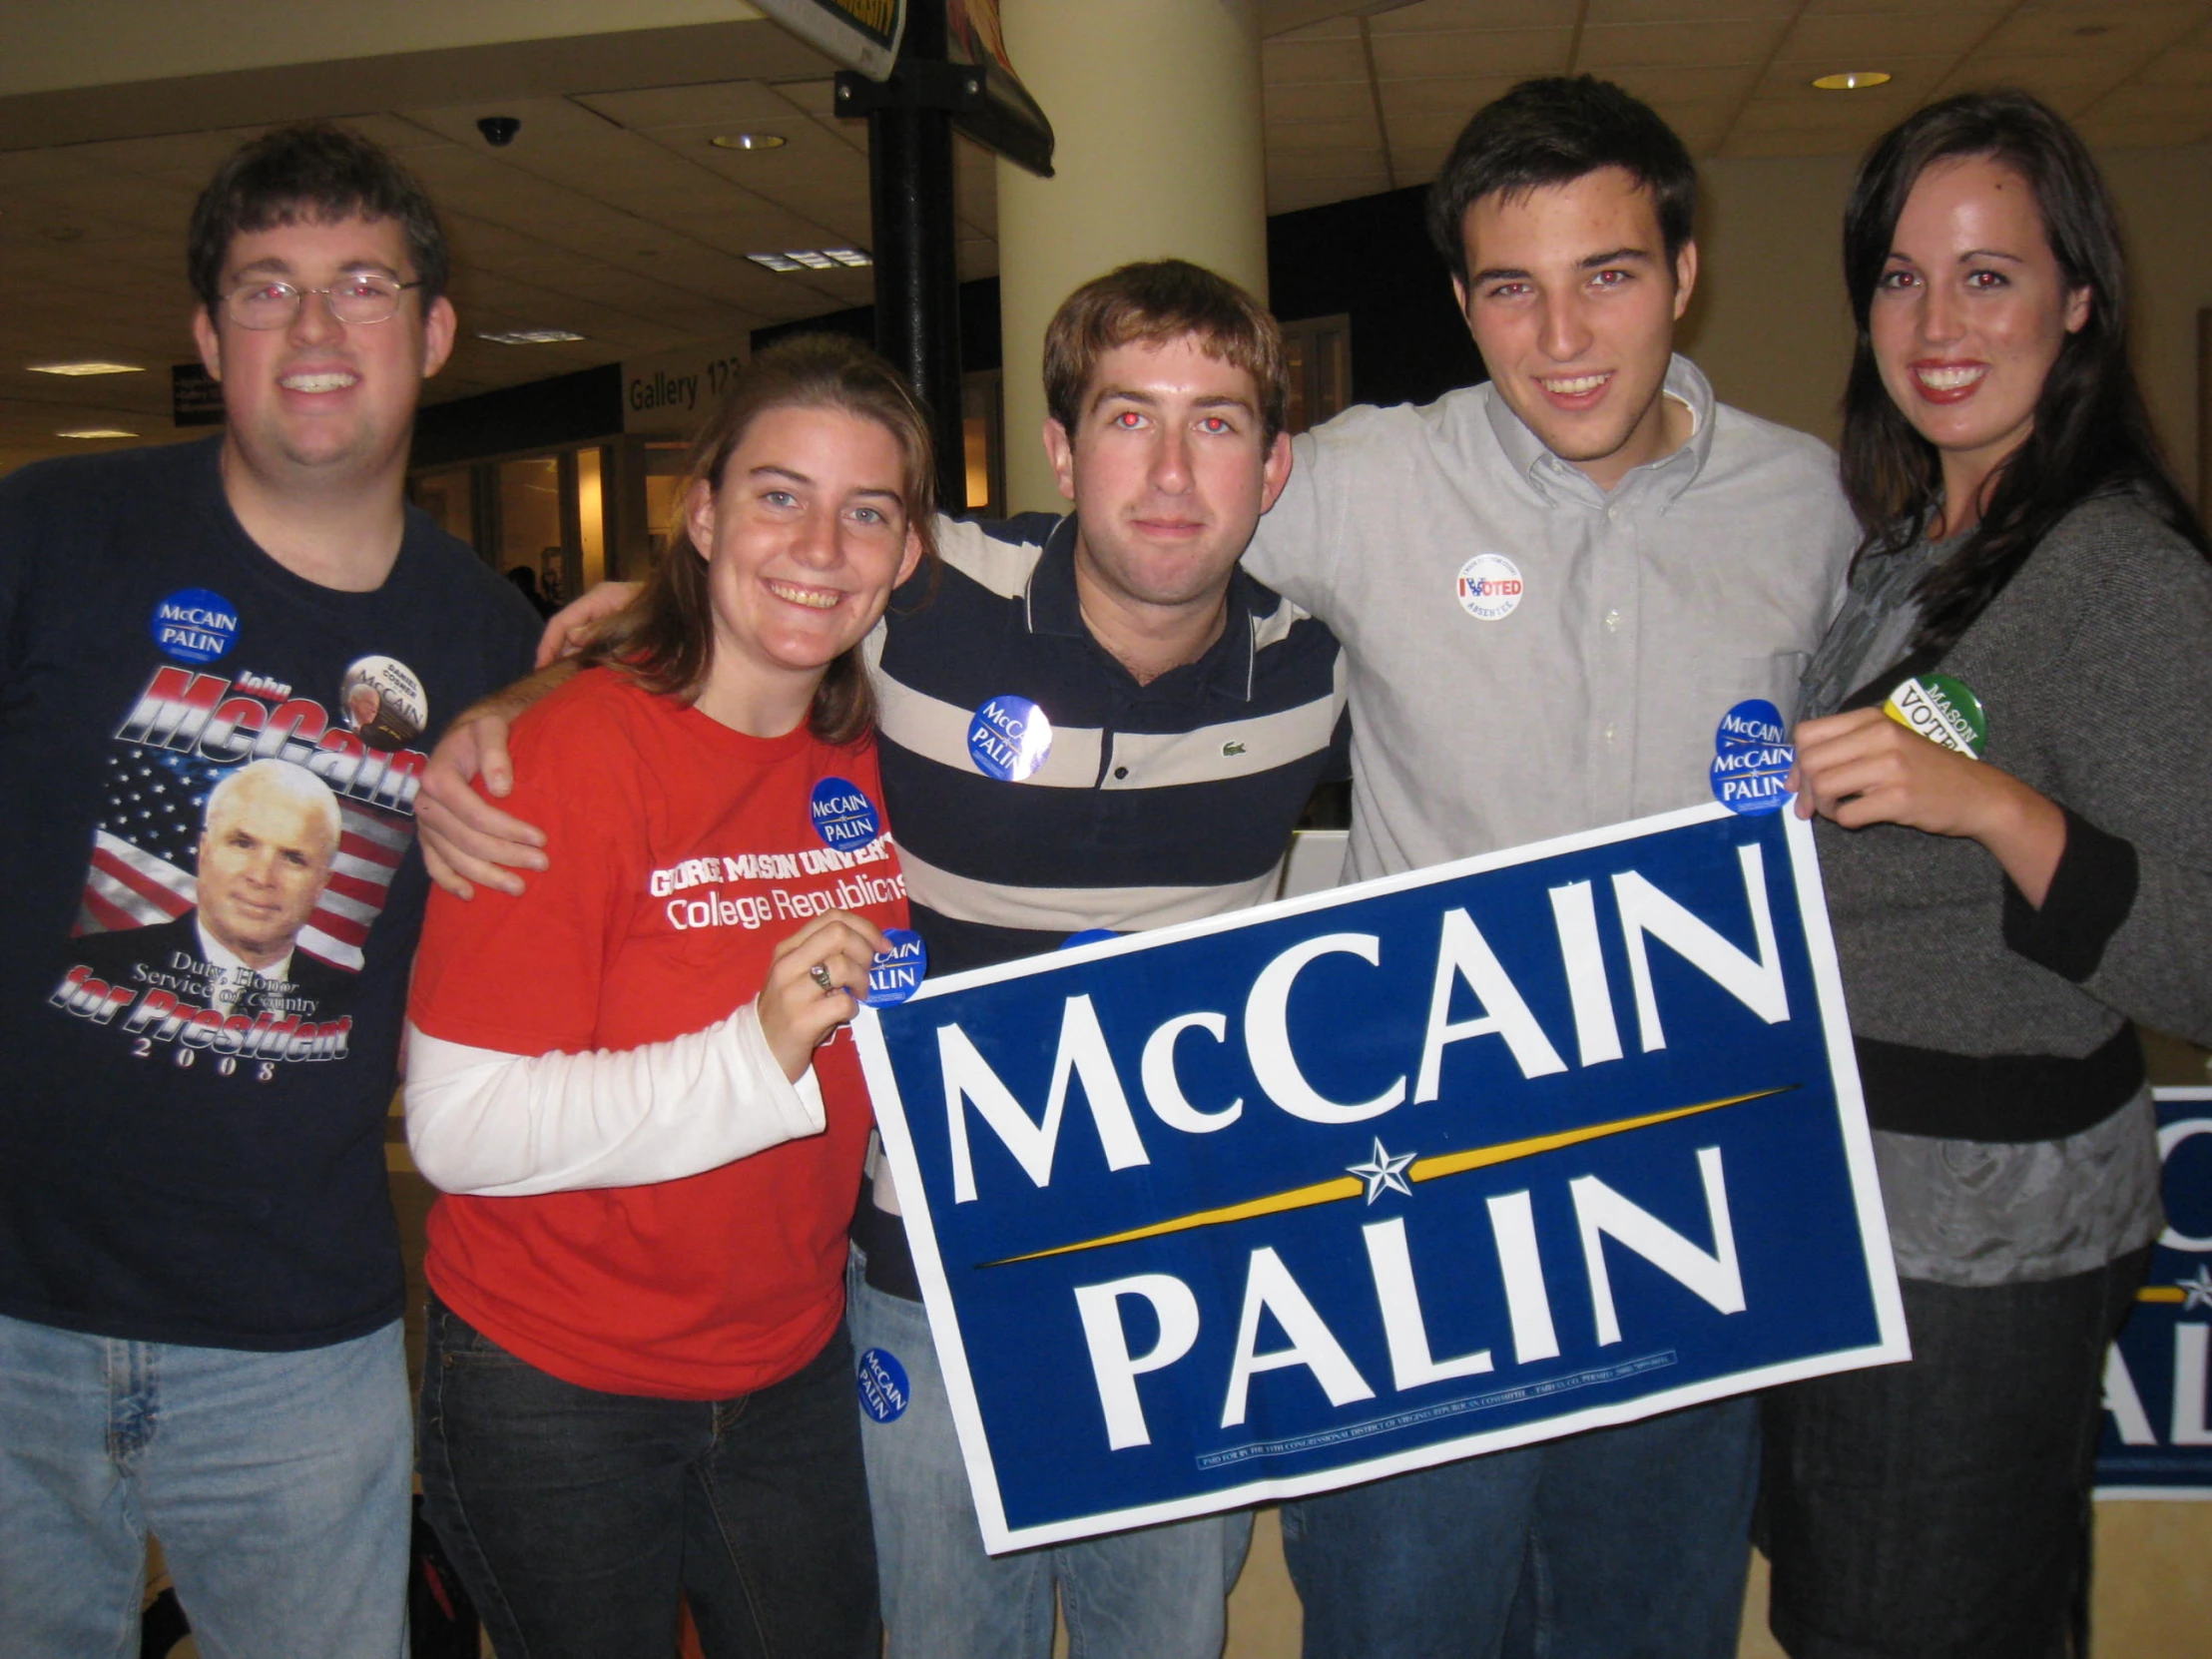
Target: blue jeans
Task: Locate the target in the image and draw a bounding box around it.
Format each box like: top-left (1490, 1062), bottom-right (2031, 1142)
top-left (847, 1251), bottom-right (1252, 1659)
top-left (0, 1309), bottom-right (411, 1659)
top-left (1282, 1397), bottom-right (1759, 1659)
top-left (416, 1294), bottom-right (877, 1659)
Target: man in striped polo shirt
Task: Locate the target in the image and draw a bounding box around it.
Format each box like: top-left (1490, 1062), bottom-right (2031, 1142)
top-left (418, 261), bottom-right (1348, 1659)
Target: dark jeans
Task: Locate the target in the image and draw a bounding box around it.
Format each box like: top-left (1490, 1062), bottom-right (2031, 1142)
top-left (1281, 1397), bottom-right (1760, 1659)
top-left (417, 1295), bottom-right (878, 1659)
top-left (1761, 1248), bottom-right (2150, 1659)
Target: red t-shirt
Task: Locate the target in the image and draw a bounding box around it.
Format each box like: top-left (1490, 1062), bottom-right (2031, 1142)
top-left (410, 668), bottom-right (906, 1398)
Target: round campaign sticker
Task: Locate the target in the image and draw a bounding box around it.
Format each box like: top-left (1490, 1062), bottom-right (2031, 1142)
top-left (338, 656), bottom-right (428, 752)
top-left (862, 928), bottom-right (928, 1008)
top-left (1714, 698), bottom-right (1787, 754)
top-left (1885, 673), bottom-right (1986, 758)
top-left (1710, 700), bottom-right (1793, 816)
top-left (856, 1348), bottom-right (910, 1423)
top-left (810, 777), bottom-right (881, 851)
top-left (967, 694), bottom-right (1053, 782)
top-left (1061, 928), bottom-right (1121, 950)
top-left (1454, 553), bottom-right (1524, 622)
top-left (149, 588), bottom-right (239, 665)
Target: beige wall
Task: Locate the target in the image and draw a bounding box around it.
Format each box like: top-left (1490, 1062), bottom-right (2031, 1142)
top-left (1678, 143), bottom-right (2212, 508)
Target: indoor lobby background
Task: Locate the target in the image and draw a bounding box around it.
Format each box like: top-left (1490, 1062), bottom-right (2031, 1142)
top-left (5, 2), bottom-right (2211, 1653)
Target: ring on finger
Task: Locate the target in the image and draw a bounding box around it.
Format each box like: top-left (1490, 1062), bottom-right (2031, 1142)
top-left (810, 963), bottom-right (836, 995)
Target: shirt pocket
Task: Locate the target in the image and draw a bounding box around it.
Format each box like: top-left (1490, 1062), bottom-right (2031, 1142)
top-left (1700, 652), bottom-right (1814, 726)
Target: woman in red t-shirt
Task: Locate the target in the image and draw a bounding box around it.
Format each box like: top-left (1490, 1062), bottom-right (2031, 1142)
top-left (403, 335), bottom-right (933, 1659)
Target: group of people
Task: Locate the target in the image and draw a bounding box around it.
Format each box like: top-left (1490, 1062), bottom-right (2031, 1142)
top-left (0, 65), bottom-right (2205, 1659)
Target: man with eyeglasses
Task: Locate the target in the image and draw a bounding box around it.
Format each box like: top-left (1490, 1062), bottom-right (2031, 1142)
top-left (0, 124), bottom-right (536, 1656)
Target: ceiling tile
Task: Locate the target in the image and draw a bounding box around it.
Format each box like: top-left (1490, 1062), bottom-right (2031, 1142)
top-left (573, 81), bottom-right (799, 130)
top-left (1266, 145), bottom-right (1390, 183)
top-left (1580, 17), bottom-right (1793, 68)
top-left (1370, 0), bottom-right (1583, 31)
top-left (1370, 28), bottom-right (1572, 79)
top-left (1778, 9), bottom-right (1998, 61)
top-left (1754, 53), bottom-right (1957, 101)
top-left (1378, 74), bottom-right (1529, 122)
top-left (1265, 36), bottom-right (1371, 83)
top-left (1975, 3), bottom-right (2205, 60)
top-left (1269, 115), bottom-right (1390, 153)
top-left (1586, 0), bottom-right (1801, 21)
top-left (1268, 80), bottom-right (1380, 123)
top-left (1599, 63), bottom-right (1764, 103)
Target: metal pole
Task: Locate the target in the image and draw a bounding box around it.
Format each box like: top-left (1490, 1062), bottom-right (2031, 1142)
top-left (867, 0), bottom-right (967, 517)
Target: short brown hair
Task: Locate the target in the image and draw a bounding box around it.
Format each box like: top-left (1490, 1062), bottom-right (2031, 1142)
top-left (583, 334), bottom-right (939, 746)
top-left (1042, 261), bottom-right (1289, 446)
top-left (189, 123), bottom-right (449, 313)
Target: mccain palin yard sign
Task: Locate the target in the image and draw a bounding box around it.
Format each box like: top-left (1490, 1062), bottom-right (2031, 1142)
top-left (852, 802), bottom-right (1911, 1551)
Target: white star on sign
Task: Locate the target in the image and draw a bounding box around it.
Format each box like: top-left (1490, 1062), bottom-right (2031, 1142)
top-left (2179, 1265), bottom-right (2212, 1313)
top-left (1347, 1138), bottom-right (1416, 1204)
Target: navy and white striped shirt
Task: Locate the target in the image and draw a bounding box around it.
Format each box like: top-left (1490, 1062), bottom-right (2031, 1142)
top-left (870, 512), bottom-right (1350, 976)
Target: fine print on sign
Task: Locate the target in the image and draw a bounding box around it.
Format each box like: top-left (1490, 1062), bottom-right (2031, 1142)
top-left (854, 803), bottom-right (1908, 1551)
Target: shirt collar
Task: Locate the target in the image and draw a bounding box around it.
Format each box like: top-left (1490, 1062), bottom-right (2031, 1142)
top-left (1021, 512), bottom-right (1261, 702)
top-left (1484, 352), bottom-right (1718, 508)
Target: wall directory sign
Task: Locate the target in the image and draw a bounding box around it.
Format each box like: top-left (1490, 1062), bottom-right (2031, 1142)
top-left (854, 803), bottom-right (1910, 1551)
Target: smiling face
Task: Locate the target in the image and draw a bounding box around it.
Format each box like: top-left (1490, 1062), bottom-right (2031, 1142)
top-left (1453, 167), bottom-right (1696, 492)
top-left (1871, 153), bottom-right (2090, 518)
top-left (1045, 334), bottom-right (1293, 617)
top-left (686, 403), bottom-right (922, 734)
top-left (195, 769), bottom-right (339, 970)
top-left (191, 213), bottom-right (455, 488)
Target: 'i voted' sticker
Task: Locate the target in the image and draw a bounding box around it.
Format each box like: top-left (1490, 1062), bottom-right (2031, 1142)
top-left (810, 777), bottom-right (881, 851)
top-left (150, 588), bottom-right (239, 664)
top-left (862, 928), bottom-right (927, 1008)
top-left (1885, 674), bottom-right (1985, 758)
top-left (856, 1348), bottom-right (910, 1422)
top-left (967, 695), bottom-right (1052, 782)
top-left (1710, 699), bottom-right (1793, 816)
top-left (1454, 553), bottom-right (1524, 622)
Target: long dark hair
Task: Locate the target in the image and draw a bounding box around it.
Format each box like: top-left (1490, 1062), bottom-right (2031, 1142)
top-left (1840, 89), bottom-right (2206, 654)
top-left (583, 334), bottom-right (938, 746)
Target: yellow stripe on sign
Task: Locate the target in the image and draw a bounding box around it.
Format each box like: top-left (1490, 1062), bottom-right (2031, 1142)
top-left (982, 1085), bottom-right (1798, 1268)
top-left (2139, 1286), bottom-right (2186, 1304)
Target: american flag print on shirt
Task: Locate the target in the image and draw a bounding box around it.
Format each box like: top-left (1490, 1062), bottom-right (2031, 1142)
top-left (77, 661), bottom-right (426, 972)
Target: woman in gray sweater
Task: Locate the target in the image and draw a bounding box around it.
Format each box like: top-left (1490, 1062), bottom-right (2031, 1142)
top-left (1760, 91), bottom-right (2212, 1657)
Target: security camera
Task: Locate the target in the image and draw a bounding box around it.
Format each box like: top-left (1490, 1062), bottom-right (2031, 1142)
top-left (477, 117), bottom-right (521, 148)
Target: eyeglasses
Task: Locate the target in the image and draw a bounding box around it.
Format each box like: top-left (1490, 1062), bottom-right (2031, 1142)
top-left (222, 274), bottom-right (423, 329)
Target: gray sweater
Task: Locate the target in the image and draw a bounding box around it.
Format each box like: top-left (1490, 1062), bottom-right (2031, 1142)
top-left (1808, 494), bottom-right (2211, 1284)
top-left (1816, 493), bottom-right (2212, 1071)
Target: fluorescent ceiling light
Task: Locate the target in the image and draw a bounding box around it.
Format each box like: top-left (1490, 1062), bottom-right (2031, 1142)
top-left (824, 249), bottom-right (873, 268)
top-left (57, 427), bottom-right (138, 438)
top-left (477, 329), bottom-right (586, 345)
top-left (750, 250), bottom-right (872, 273)
top-left (710, 133), bottom-right (787, 151)
top-left (787, 251), bottom-right (837, 270)
top-left (749, 253), bottom-right (806, 272)
top-left (1812, 71), bottom-right (1892, 90)
top-left (28, 360), bottom-right (144, 376)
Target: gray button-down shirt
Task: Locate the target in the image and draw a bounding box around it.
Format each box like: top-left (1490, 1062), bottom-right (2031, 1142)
top-left (1246, 355), bottom-right (1858, 880)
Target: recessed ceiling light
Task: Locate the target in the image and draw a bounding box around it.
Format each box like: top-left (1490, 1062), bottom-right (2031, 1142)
top-left (823, 249), bottom-right (873, 268)
top-left (57, 427), bottom-right (138, 439)
top-left (787, 251), bottom-right (837, 270)
top-left (28, 360), bottom-right (144, 376)
top-left (710, 133), bottom-right (787, 151)
top-left (476, 329), bottom-right (586, 345)
top-left (1812, 71), bottom-right (1892, 91)
top-left (749, 253), bottom-right (806, 272)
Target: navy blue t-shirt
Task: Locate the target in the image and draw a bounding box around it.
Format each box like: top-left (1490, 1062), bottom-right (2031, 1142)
top-left (0, 437), bottom-right (538, 1350)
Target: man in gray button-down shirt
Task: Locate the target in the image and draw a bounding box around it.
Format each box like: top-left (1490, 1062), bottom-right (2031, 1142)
top-left (1246, 77), bottom-right (1857, 1659)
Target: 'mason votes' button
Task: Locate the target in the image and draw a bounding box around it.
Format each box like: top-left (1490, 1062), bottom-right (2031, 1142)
top-left (1885, 673), bottom-right (1985, 758)
top-left (967, 695), bottom-right (1053, 782)
top-left (862, 928), bottom-right (928, 1008)
top-left (810, 777), bottom-right (881, 851)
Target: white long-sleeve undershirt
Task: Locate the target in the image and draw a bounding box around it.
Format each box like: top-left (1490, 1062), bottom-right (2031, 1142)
top-left (403, 1001), bottom-right (826, 1198)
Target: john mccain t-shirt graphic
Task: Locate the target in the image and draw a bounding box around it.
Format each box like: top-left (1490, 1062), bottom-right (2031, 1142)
top-left (0, 435), bottom-right (540, 1349)
top-left (50, 625), bottom-right (432, 1080)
